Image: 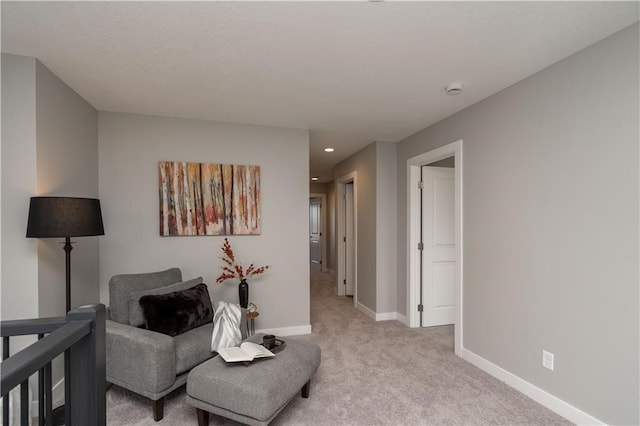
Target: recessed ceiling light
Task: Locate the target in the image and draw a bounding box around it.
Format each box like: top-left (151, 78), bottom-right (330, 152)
top-left (445, 82), bottom-right (464, 96)
top-left (324, 148), bottom-right (335, 152)
top-left (311, 177), bottom-right (319, 181)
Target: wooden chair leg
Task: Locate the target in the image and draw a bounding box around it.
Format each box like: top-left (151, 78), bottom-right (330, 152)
top-left (153, 397), bottom-right (165, 421)
top-left (301, 380), bottom-right (311, 398)
top-left (196, 408), bottom-right (210, 426)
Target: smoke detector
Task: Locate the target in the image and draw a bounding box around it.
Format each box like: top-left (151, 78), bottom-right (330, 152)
top-left (445, 82), bottom-right (464, 96)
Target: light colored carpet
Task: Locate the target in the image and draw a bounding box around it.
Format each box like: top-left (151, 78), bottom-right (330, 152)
top-left (106, 270), bottom-right (572, 425)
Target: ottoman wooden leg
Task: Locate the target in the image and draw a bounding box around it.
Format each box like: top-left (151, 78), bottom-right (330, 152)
top-left (196, 408), bottom-right (210, 426)
top-left (153, 397), bottom-right (165, 421)
top-left (301, 380), bottom-right (311, 398)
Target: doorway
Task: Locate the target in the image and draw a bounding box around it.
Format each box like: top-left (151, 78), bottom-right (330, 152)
top-left (336, 172), bottom-right (357, 303)
top-left (344, 182), bottom-right (355, 296)
top-left (420, 164), bottom-right (455, 327)
top-left (309, 193), bottom-right (327, 273)
top-left (407, 140), bottom-right (463, 355)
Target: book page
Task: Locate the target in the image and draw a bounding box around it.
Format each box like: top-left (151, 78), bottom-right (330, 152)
top-left (240, 342), bottom-right (275, 359)
top-left (217, 342), bottom-right (275, 362)
top-left (217, 346), bottom-right (252, 362)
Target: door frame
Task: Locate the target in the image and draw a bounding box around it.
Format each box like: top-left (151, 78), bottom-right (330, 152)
top-left (336, 171), bottom-right (357, 304)
top-left (309, 193), bottom-right (327, 272)
top-left (407, 140), bottom-right (463, 355)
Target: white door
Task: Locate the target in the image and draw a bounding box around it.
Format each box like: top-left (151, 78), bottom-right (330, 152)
top-left (309, 198), bottom-right (322, 272)
top-left (345, 182), bottom-right (355, 296)
top-left (421, 166), bottom-right (455, 327)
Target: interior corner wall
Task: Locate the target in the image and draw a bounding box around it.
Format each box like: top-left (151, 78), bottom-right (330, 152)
top-left (35, 60), bottom-right (99, 318)
top-left (396, 24), bottom-right (639, 424)
top-left (309, 182), bottom-right (329, 193)
top-left (334, 143), bottom-right (377, 311)
top-left (98, 112), bottom-right (310, 331)
top-left (375, 142), bottom-right (397, 315)
top-left (1, 54), bottom-right (39, 334)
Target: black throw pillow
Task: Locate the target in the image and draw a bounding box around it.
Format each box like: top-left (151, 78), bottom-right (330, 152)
top-left (139, 283), bottom-right (213, 336)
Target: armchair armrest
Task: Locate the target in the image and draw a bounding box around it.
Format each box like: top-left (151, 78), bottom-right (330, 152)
top-left (106, 320), bottom-right (176, 397)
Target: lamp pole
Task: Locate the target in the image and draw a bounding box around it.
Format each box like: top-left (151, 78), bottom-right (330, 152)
top-left (63, 237), bottom-right (73, 313)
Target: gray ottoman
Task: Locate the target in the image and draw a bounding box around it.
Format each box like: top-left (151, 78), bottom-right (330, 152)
top-left (186, 334), bottom-right (321, 425)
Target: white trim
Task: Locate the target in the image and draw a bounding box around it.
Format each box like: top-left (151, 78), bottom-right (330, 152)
top-left (256, 324), bottom-right (312, 337)
top-left (407, 140), bottom-right (463, 356)
top-left (395, 313), bottom-right (409, 326)
top-left (336, 172), bottom-right (358, 306)
top-left (460, 348), bottom-right (604, 425)
top-left (375, 312), bottom-right (398, 321)
top-left (348, 309), bottom-right (409, 324)
top-left (356, 302), bottom-right (376, 320)
top-left (310, 193), bottom-right (328, 273)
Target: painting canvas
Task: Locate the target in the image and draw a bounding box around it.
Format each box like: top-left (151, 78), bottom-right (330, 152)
top-left (159, 161), bottom-right (261, 236)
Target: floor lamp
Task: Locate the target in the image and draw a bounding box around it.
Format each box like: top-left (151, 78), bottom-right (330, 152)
top-left (26, 196), bottom-right (105, 425)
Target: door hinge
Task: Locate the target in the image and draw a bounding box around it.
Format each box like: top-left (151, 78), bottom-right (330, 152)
top-left (418, 181), bottom-right (424, 189)
top-left (343, 279), bottom-right (347, 285)
top-left (343, 236), bottom-right (346, 242)
top-left (418, 242), bottom-right (424, 251)
top-left (418, 304), bottom-right (424, 312)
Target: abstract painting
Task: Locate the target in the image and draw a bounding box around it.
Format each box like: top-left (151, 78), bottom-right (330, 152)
top-left (159, 161), bottom-right (261, 236)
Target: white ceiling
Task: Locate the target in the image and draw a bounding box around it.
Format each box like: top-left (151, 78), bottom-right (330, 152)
top-left (2, 1), bottom-right (638, 182)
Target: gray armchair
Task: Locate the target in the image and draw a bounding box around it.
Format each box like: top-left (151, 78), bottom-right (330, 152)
top-left (106, 268), bottom-right (246, 421)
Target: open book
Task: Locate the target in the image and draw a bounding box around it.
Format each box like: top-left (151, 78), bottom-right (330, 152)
top-left (217, 342), bottom-right (275, 363)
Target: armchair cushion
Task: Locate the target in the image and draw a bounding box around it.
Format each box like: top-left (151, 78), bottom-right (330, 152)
top-left (109, 267), bottom-right (182, 324)
top-left (174, 323), bottom-right (215, 375)
top-left (139, 283), bottom-right (214, 336)
top-left (106, 319), bottom-right (177, 397)
top-left (128, 276), bottom-right (203, 327)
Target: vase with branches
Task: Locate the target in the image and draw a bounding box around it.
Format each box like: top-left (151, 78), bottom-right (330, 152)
top-left (215, 238), bottom-right (269, 308)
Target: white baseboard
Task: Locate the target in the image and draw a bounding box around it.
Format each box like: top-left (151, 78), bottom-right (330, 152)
top-left (356, 302), bottom-right (376, 320)
top-left (460, 347), bottom-right (605, 426)
top-left (375, 311), bottom-right (397, 321)
top-left (396, 313), bottom-right (409, 326)
top-left (355, 306), bottom-right (409, 324)
top-left (256, 324), bottom-right (311, 337)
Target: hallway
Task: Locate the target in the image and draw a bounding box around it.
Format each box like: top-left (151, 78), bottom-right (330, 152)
top-left (106, 270), bottom-right (570, 425)
top-left (271, 270), bottom-right (569, 425)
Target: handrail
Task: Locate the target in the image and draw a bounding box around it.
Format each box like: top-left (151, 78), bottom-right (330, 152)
top-left (1, 304), bottom-right (106, 425)
top-left (1, 320), bottom-right (90, 395)
top-left (1, 316), bottom-right (67, 337)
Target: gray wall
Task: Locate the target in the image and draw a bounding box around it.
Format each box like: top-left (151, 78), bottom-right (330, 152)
top-left (333, 141), bottom-right (397, 316)
top-left (396, 24), bottom-right (638, 424)
top-left (1, 53), bottom-right (99, 400)
top-left (1, 54), bottom-right (39, 331)
top-left (334, 142), bottom-right (377, 311)
top-left (35, 60), bottom-right (100, 318)
top-left (375, 142), bottom-right (397, 315)
top-left (1, 55), bottom-right (100, 324)
top-left (309, 182), bottom-right (329, 194)
top-left (98, 112), bottom-right (310, 332)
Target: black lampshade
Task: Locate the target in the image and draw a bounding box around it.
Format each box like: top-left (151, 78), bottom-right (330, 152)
top-left (26, 197), bottom-right (105, 238)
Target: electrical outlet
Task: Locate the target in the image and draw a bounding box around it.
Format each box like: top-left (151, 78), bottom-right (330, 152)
top-left (542, 350), bottom-right (554, 371)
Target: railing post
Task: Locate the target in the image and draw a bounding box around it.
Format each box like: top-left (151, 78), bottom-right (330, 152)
top-left (67, 304), bottom-right (106, 426)
top-left (3, 336), bottom-right (10, 426)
